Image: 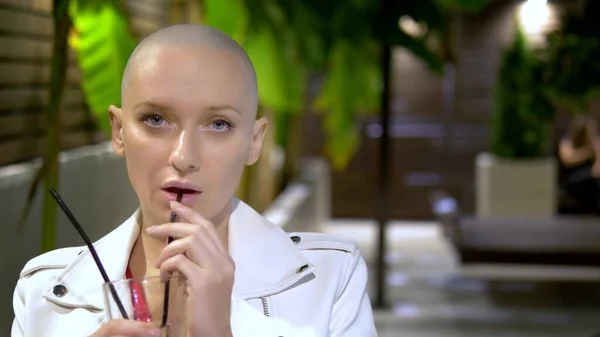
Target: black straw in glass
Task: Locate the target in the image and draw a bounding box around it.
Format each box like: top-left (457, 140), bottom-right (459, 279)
top-left (49, 188), bottom-right (129, 319)
top-left (161, 190), bottom-right (183, 328)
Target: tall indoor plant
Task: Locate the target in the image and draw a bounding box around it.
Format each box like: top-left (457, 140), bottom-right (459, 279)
top-left (476, 19), bottom-right (556, 218)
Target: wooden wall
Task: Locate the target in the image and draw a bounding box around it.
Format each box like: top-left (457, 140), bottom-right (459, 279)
top-left (0, 0), bottom-right (170, 166)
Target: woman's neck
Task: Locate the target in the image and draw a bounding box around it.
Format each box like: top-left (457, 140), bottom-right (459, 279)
top-left (127, 204), bottom-right (231, 278)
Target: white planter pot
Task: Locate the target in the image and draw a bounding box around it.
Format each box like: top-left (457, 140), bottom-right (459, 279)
top-left (475, 152), bottom-right (557, 218)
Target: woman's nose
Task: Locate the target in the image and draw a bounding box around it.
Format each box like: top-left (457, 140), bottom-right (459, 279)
top-left (168, 130), bottom-right (200, 174)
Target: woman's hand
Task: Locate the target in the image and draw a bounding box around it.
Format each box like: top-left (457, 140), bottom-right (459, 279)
top-left (146, 201), bottom-right (235, 337)
top-left (90, 320), bottom-right (161, 337)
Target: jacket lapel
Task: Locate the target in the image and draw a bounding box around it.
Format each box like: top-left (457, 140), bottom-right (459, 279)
top-left (42, 209), bottom-right (141, 312)
top-left (228, 198), bottom-right (315, 300)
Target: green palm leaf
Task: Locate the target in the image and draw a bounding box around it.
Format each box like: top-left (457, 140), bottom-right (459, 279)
top-left (203, 0), bottom-right (306, 115)
top-left (203, 0), bottom-right (249, 42)
top-left (313, 40), bottom-right (381, 170)
top-left (68, 0), bottom-right (137, 135)
top-left (243, 26), bottom-right (306, 114)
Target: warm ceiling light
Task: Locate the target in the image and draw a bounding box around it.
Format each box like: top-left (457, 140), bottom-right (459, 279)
top-left (398, 15), bottom-right (427, 38)
top-left (519, 0), bottom-right (550, 34)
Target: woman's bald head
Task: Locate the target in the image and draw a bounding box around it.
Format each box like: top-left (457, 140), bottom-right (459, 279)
top-left (108, 25), bottom-right (268, 228)
top-left (121, 24), bottom-right (258, 114)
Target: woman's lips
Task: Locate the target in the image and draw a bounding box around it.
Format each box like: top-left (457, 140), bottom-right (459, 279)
top-left (162, 188), bottom-right (201, 205)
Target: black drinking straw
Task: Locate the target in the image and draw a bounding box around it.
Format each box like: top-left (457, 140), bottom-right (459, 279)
top-left (48, 188), bottom-right (129, 319)
top-left (161, 190), bottom-right (183, 327)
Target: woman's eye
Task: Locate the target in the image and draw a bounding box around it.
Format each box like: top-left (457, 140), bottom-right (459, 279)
top-left (144, 114), bottom-right (166, 127)
top-left (212, 119), bottom-right (232, 131)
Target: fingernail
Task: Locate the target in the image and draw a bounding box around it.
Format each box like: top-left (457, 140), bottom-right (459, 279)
top-left (145, 328), bottom-right (161, 337)
top-left (170, 200), bottom-right (180, 208)
top-left (146, 226), bottom-right (158, 233)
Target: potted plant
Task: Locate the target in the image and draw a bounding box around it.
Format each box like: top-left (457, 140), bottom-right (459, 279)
top-left (475, 18), bottom-right (556, 218)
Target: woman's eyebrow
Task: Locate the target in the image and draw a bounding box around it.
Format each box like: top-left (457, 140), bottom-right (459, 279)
top-left (131, 102), bottom-right (241, 115)
top-left (206, 104), bottom-right (241, 115)
top-left (132, 101), bottom-right (171, 111)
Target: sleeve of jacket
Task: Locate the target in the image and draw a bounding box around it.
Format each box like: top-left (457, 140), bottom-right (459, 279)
top-left (330, 248), bottom-right (378, 337)
top-left (11, 277), bottom-right (25, 337)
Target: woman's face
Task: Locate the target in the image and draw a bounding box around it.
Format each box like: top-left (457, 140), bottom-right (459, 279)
top-left (109, 45), bottom-right (265, 225)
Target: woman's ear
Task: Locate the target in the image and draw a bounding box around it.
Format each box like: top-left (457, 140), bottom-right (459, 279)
top-left (108, 105), bottom-right (126, 157)
top-left (246, 117), bottom-right (268, 166)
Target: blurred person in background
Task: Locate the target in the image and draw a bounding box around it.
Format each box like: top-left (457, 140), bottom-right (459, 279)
top-left (558, 115), bottom-right (600, 214)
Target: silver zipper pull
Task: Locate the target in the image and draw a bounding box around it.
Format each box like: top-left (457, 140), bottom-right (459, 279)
top-left (260, 297), bottom-right (270, 317)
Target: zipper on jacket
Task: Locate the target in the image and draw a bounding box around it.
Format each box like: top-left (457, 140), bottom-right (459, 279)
top-left (260, 297), bottom-right (270, 317)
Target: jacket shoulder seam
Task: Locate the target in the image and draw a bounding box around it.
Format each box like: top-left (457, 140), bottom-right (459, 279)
top-left (20, 246), bottom-right (83, 278)
top-left (289, 232), bottom-right (358, 254)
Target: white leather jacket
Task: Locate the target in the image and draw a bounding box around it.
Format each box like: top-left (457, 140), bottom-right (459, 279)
top-left (11, 198), bottom-right (378, 336)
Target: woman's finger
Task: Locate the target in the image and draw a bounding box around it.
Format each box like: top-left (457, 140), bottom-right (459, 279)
top-left (155, 234), bottom-right (220, 268)
top-left (147, 220), bottom-right (225, 256)
top-left (159, 253), bottom-right (202, 283)
top-left (169, 202), bottom-right (227, 253)
top-left (145, 223), bottom-right (195, 240)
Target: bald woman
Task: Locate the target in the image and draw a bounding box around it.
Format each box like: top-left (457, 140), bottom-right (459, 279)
top-left (11, 24), bottom-right (377, 337)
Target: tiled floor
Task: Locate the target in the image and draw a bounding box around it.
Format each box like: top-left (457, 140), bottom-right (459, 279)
top-left (323, 220), bottom-right (600, 337)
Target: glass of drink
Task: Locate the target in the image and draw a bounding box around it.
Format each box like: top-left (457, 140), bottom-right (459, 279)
top-left (103, 274), bottom-right (188, 337)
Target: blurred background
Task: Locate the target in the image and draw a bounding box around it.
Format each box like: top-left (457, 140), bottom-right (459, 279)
top-left (1, 0), bottom-right (600, 336)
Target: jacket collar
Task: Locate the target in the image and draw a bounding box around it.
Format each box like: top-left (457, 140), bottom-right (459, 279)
top-left (228, 198), bottom-right (314, 299)
top-left (42, 198), bottom-right (314, 311)
top-left (42, 210), bottom-right (141, 311)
